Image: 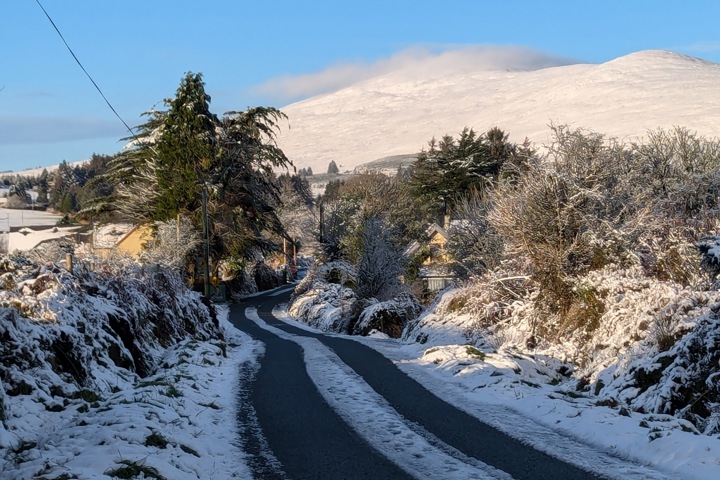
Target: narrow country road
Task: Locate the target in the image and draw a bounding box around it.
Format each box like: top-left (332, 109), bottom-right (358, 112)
top-left (230, 288), bottom-right (411, 480)
top-left (228, 286), bottom-right (666, 480)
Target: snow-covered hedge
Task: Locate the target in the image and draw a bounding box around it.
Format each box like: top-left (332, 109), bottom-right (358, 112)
top-left (289, 282), bottom-right (356, 332)
top-left (289, 261), bottom-right (421, 337)
top-left (353, 293), bottom-right (422, 337)
top-left (403, 264), bottom-right (720, 435)
top-left (698, 235), bottom-right (720, 288)
top-left (0, 254), bottom-right (222, 450)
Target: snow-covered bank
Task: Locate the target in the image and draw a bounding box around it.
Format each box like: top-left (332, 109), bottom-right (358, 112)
top-left (286, 262), bottom-right (720, 479)
top-left (0, 255), bottom-right (255, 479)
top-left (289, 261), bottom-right (421, 337)
top-left (363, 337), bottom-right (720, 480)
top-left (400, 265), bottom-right (720, 435)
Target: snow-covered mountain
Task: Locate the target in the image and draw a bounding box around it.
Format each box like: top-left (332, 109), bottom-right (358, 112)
top-left (0, 160), bottom-right (89, 179)
top-left (276, 50), bottom-right (720, 174)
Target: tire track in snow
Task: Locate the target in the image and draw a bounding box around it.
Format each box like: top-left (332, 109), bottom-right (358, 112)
top-left (235, 343), bottom-right (289, 480)
top-left (267, 305), bottom-right (676, 480)
top-left (247, 307), bottom-right (511, 480)
top-left (231, 302), bottom-right (411, 480)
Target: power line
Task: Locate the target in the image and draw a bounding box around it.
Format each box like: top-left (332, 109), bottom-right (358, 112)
top-left (34, 0), bottom-right (135, 138)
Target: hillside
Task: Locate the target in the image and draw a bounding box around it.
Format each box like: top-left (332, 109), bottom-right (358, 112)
top-left (0, 160), bottom-right (89, 179)
top-left (276, 50), bottom-right (720, 174)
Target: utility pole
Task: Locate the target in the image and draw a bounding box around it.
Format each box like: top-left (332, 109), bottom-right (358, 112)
top-left (319, 203), bottom-right (324, 243)
top-left (202, 184), bottom-right (210, 299)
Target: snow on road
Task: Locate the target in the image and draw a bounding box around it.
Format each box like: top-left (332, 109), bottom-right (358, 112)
top-left (247, 307), bottom-right (510, 480)
top-left (362, 338), bottom-right (720, 480)
top-left (249, 306), bottom-right (679, 480)
top-left (4, 282), bottom-right (717, 479)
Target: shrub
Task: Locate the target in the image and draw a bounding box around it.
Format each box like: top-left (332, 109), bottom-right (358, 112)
top-left (145, 431), bottom-right (169, 449)
top-left (352, 293), bottom-right (421, 337)
top-left (105, 460), bottom-right (165, 480)
top-left (556, 284), bottom-right (605, 341)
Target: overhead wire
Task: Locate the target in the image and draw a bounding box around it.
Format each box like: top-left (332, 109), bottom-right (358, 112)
top-left (34, 0), bottom-right (136, 139)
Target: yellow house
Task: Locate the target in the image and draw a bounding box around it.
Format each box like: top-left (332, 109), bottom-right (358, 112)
top-left (425, 223), bottom-right (451, 264)
top-left (404, 223), bottom-right (451, 264)
top-left (403, 221), bottom-right (456, 291)
top-left (94, 223), bottom-right (153, 260)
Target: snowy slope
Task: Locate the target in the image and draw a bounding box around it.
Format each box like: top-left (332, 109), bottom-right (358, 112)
top-left (0, 255), bottom-right (253, 478)
top-left (0, 160), bottom-right (89, 179)
top-left (277, 50), bottom-right (720, 174)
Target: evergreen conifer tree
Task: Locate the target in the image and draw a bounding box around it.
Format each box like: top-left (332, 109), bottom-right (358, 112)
top-left (109, 72), bottom-right (293, 263)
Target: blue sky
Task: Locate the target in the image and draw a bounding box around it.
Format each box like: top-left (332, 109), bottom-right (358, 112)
top-left (1, 0), bottom-right (719, 172)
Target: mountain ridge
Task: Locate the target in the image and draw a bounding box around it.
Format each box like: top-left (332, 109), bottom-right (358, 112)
top-left (276, 49), bottom-right (720, 174)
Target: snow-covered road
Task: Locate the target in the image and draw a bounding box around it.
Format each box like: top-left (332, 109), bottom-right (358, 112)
top-left (230, 286), bottom-right (675, 480)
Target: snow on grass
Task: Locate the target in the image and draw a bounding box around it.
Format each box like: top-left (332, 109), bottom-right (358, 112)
top-left (3, 325), bottom-right (253, 480)
top-left (0, 255), bottom-right (255, 479)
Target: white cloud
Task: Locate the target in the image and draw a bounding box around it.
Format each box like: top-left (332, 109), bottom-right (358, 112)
top-left (682, 41), bottom-right (720, 53)
top-left (252, 45), bottom-right (577, 103)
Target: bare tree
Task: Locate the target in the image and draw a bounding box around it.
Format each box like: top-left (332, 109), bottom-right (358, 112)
top-left (446, 188), bottom-right (503, 279)
top-left (139, 216), bottom-right (201, 271)
top-left (355, 216), bottom-right (404, 301)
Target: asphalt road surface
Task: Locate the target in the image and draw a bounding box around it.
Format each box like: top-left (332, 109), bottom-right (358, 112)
top-left (229, 287), bottom-right (612, 480)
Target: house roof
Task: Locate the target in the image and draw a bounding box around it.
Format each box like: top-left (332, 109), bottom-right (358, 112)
top-left (93, 223), bottom-right (136, 249)
top-left (403, 222), bottom-right (449, 257)
top-left (425, 223), bottom-right (449, 240)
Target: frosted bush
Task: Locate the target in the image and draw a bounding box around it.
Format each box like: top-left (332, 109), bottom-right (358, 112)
top-left (353, 293), bottom-right (421, 338)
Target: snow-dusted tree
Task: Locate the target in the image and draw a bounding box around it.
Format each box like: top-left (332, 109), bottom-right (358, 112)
top-left (318, 171), bottom-right (420, 262)
top-left (408, 126), bottom-right (531, 227)
top-left (49, 161), bottom-right (82, 211)
top-left (446, 188), bottom-right (503, 279)
top-left (277, 173), bottom-right (317, 256)
top-left (5, 184), bottom-right (29, 209)
top-left (320, 194), bottom-right (360, 260)
top-left (618, 127), bottom-right (720, 286)
top-left (631, 126), bottom-right (720, 216)
top-left (488, 127), bottom-right (626, 317)
top-left (327, 160), bottom-right (339, 174)
top-left (35, 169), bottom-right (49, 205)
top-left (112, 157), bottom-right (161, 223)
top-left (139, 216), bottom-right (201, 271)
top-left (355, 216), bottom-right (404, 301)
top-left (489, 162), bottom-right (595, 313)
top-left (109, 73), bottom-right (293, 262)
top-left (211, 106), bottom-right (292, 257)
top-left (487, 125), bottom-right (720, 339)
